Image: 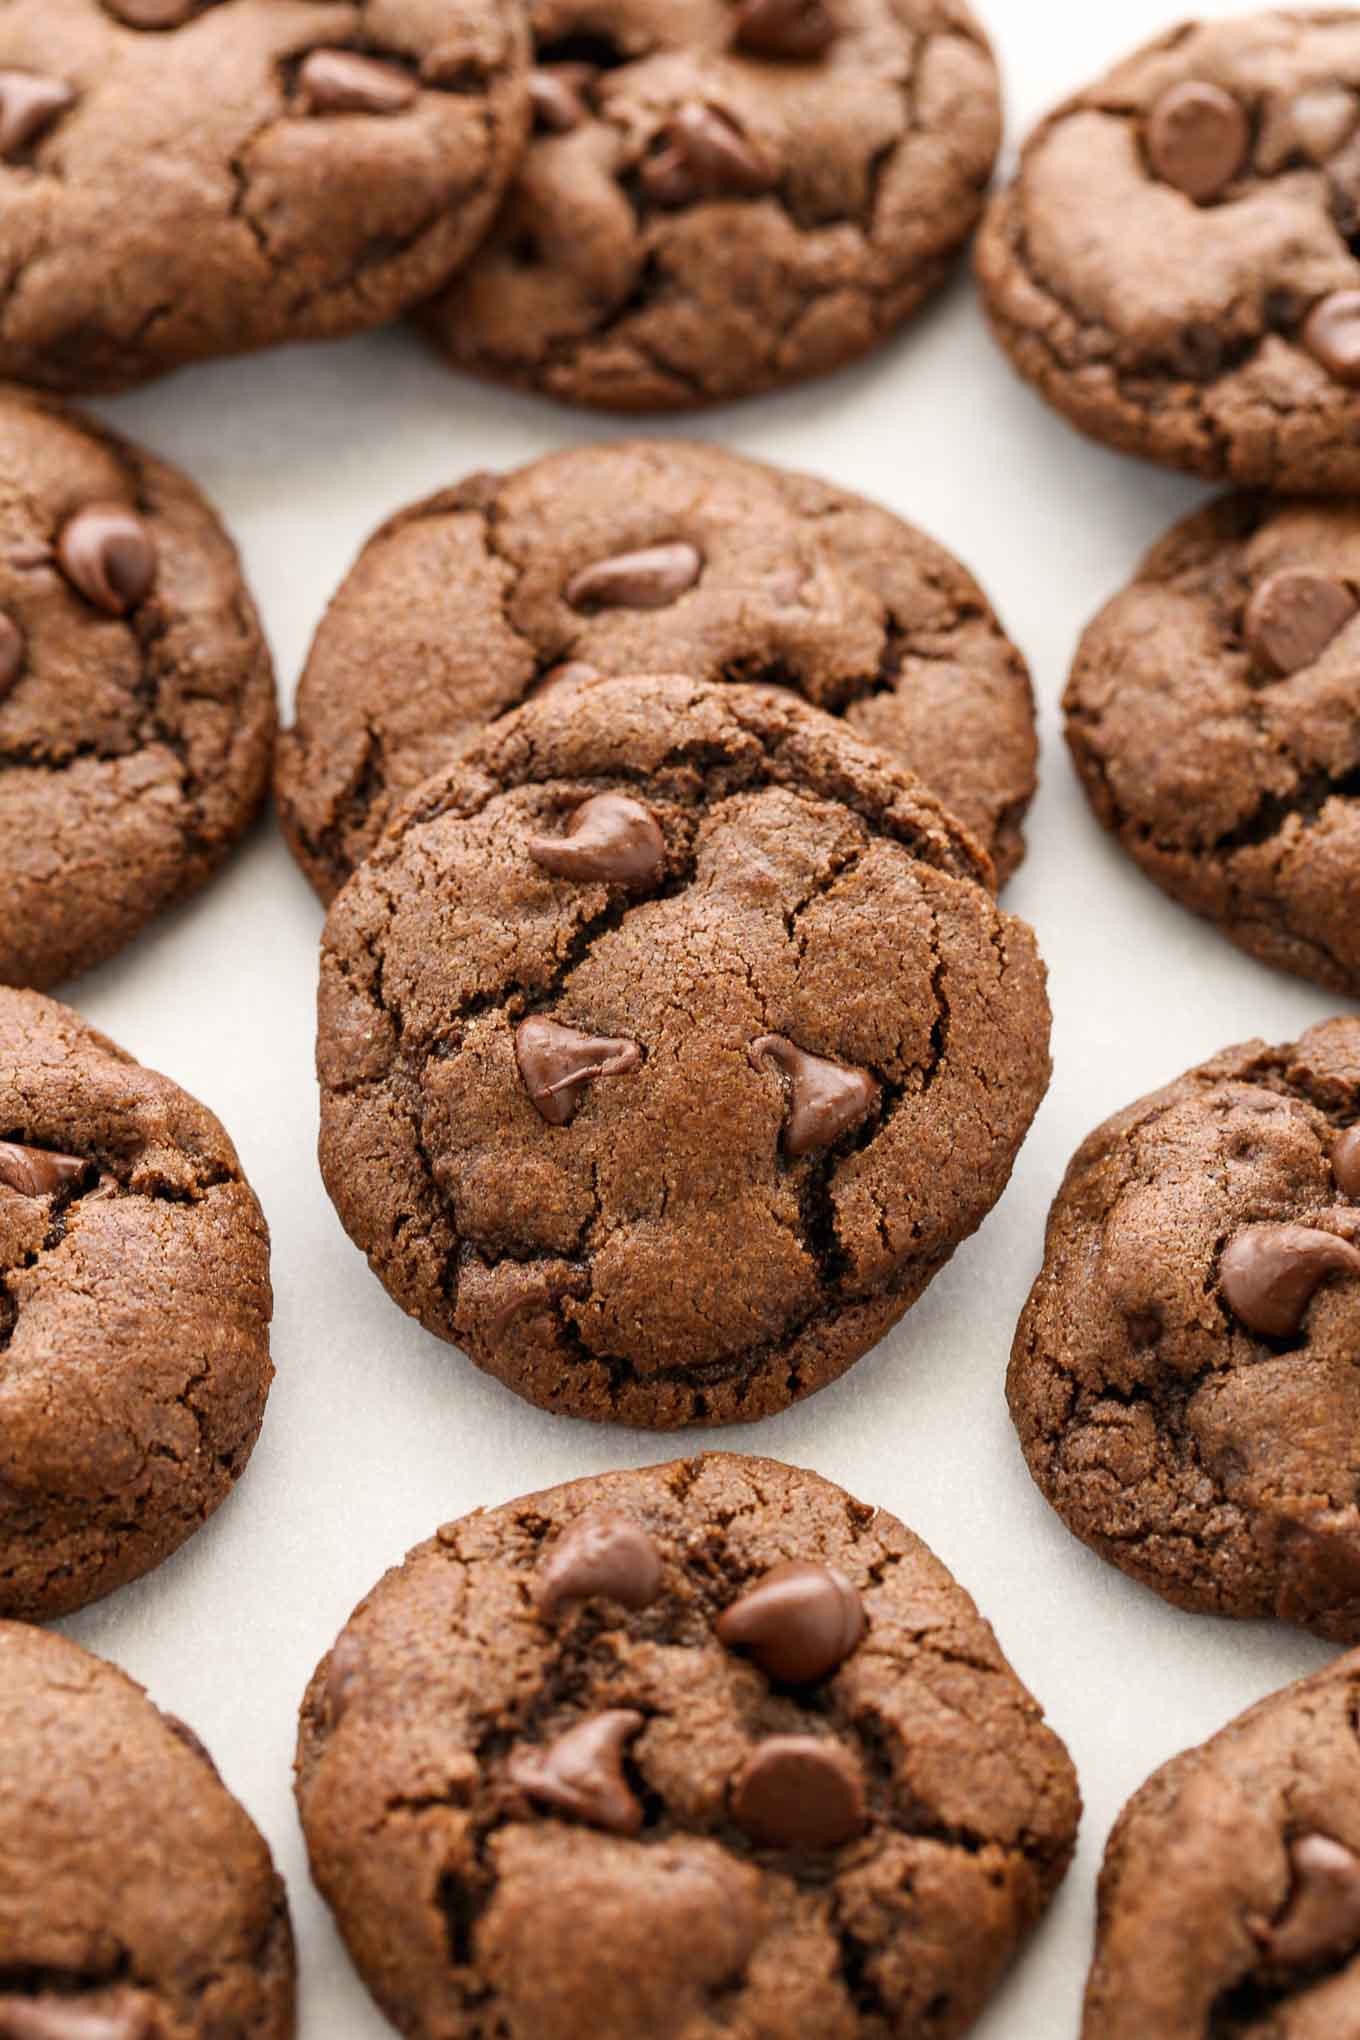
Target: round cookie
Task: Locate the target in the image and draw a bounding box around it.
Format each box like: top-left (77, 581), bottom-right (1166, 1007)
top-left (977, 12), bottom-right (1360, 492)
top-left (1082, 1650), bottom-right (1360, 2038)
top-left (0, 385), bottom-right (276, 989)
top-left (0, 986), bottom-right (274, 1621)
top-left (275, 439), bottom-right (1037, 902)
top-left (316, 674), bottom-right (1051, 1427)
top-left (296, 1454), bottom-right (1081, 2040)
top-left (419, 0), bottom-right (1001, 409)
top-left (1065, 493), bottom-right (1360, 997)
top-left (0, 0), bottom-right (529, 393)
top-left (0, 1622), bottom-right (294, 2037)
top-left (1010, 1017), bottom-right (1360, 1642)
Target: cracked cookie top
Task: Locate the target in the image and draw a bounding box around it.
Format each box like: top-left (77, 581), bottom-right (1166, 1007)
top-left (316, 675), bottom-right (1051, 1427)
top-left (295, 1454), bottom-right (1081, 2040)
top-left (1009, 1018), bottom-right (1360, 1643)
top-left (1082, 1647), bottom-right (1360, 2038)
top-left (418, 0), bottom-right (1000, 409)
top-left (0, 385), bottom-right (276, 990)
top-left (977, 11), bottom-right (1360, 492)
top-left (0, 1622), bottom-right (294, 2039)
top-left (0, 0), bottom-right (530, 393)
top-left (1064, 493), bottom-right (1360, 998)
top-left (0, 986), bottom-right (274, 1621)
top-left (275, 439), bottom-right (1037, 903)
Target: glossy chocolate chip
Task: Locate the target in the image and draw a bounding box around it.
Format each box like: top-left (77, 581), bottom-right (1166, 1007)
top-left (1219, 1220), bottom-right (1360, 1338)
top-left (528, 659), bottom-right (602, 698)
top-left (508, 1710), bottom-right (645, 1833)
top-left (0, 2004), bottom-right (149, 2040)
top-left (1335, 1127), bottom-right (1360, 1198)
top-left (1249, 1834), bottom-right (1360, 1970)
top-left (0, 1139), bottom-right (88, 1198)
top-left (299, 50), bottom-right (419, 117)
top-left (1145, 81), bottom-right (1249, 202)
top-left (103, 0), bottom-right (200, 23)
top-left (533, 1512), bottom-right (663, 1619)
top-left (730, 1734), bottom-right (866, 1849)
top-left (526, 794), bottom-right (665, 887)
top-left (734, 0), bottom-right (836, 60)
top-left (528, 65), bottom-right (594, 133)
top-left (750, 1036), bottom-right (878, 1156)
top-left (1304, 290), bottom-right (1360, 385)
top-left (564, 542), bottom-right (702, 613)
top-left (1244, 569), bottom-right (1358, 676)
top-left (0, 613), bottom-right (22, 696)
top-left (515, 1017), bottom-right (642, 1126)
top-left (640, 103), bottom-right (774, 207)
top-left (56, 504), bottom-right (156, 616)
top-left (0, 72), bottom-right (75, 159)
top-left (716, 1561), bottom-right (865, 1683)
top-left (322, 1633), bottom-right (366, 1731)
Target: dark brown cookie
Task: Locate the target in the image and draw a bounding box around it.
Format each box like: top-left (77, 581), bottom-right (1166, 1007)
top-left (419, 0), bottom-right (1001, 409)
top-left (0, 987), bottom-right (274, 1621)
top-left (0, 0), bottom-right (529, 393)
top-left (1065, 493), bottom-right (1360, 997)
top-left (0, 1622), bottom-right (294, 2037)
top-left (316, 674), bottom-right (1051, 1427)
top-left (0, 385), bottom-right (276, 989)
top-left (1082, 1649), bottom-right (1360, 2037)
top-left (275, 439), bottom-right (1037, 903)
top-left (1010, 1018), bottom-right (1360, 1643)
top-left (977, 12), bottom-right (1360, 492)
top-left (296, 1455), bottom-right (1081, 2040)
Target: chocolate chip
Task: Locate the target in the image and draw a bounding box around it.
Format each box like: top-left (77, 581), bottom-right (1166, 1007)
top-left (0, 1139), bottom-right (88, 1198)
top-left (729, 1734), bottom-right (866, 1849)
top-left (533, 1512), bottom-right (663, 1619)
top-left (299, 51), bottom-right (419, 118)
top-left (0, 2005), bottom-right (150, 2040)
top-left (1244, 569), bottom-right (1358, 676)
top-left (716, 1560), bottom-right (865, 1683)
top-left (528, 660), bottom-right (602, 699)
top-left (515, 1017), bottom-right (642, 1126)
top-left (0, 613), bottom-right (22, 696)
top-left (56, 504), bottom-right (156, 616)
top-left (526, 794), bottom-right (665, 887)
top-left (1219, 1220), bottom-right (1360, 1339)
top-left (1303, 290), bottom-right (1360, 385)
top-left (322, 1633), bottom-right (366, 1730)
top-left (508, 1710), bottom-right (645, 1833)
top-left (0, 72), bottom-right (75, 159)
top-left (639, 103), bottom-right (774, 207)
top-left (564, 542), bottom-right (703, 612)
top-left (528, 65), bottom-right (594, 133)
top-left (750, 1035), bottom-right (878, 1156)
top-left (734, 0), bottom-right (836, 60)
top-left (1249, 1834), bottom-right (1360, 1970)
top-left (103, 0), bottom-right (200, 23)
top-left (1335, 1127), bottom-right (1360, 1198)
top-left (1145, 81), bottom-right (1249, 203)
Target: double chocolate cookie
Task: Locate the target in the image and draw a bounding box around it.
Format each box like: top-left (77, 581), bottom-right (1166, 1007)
top-left (296, 1455), bottom-right (1081, 2040)
top-left (1010, 1018), bottom-right (1360, 1641)
top-left (1083, 1650), bottom-right (1360, 2037)
top-left (0, 1623), bottom-right (294, 2037)
top-left (1065, 493), bottom-right (1360, 997)
top-left (978, 12), bottom-right (1360, 492)
top-left (0, 987), bottom-right (274, 1621)
top-left (0, 386), bottom-right (276, 989)
top-left (275, 440), bottom-right (1037, 901)
top-left (0, 0), bottom-right (529, 392)
top-left (316, 675), bottom-right (1051, 1426)
top-left (420, 0), bottom-right (1002, 408)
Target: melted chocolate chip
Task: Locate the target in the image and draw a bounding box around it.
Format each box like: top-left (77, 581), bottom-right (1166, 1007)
top-left (103, 0), bottom-right (200, 23)
top-left (509, 1710), bottom-right (645, 1833)
top-left (533, 1511), bottom-right (663, 1619)
top-left (528, 659), bottom-right (602, 698)
top-left (515, 1017), bottom-right (642, 1126)
top-left (730, 1734), bottom-right (866, 1849)
top-left (750, 1036), bottom-right (878, 1156)
top-left (299, 50), bottom-right (419, 117)
top-left (56, 504), bottom-right (156, 616)
top-left (0, 2005), bottom-right (150, 2040)
top-left (529, 65), bottom-right (594, 133)
top-left (526, 794), bottom-right (665, 887)
top-left (1244, 569), bottom-right (1358, 675)
top-left (639, 103), bottom-right (774, 206)
top-left (1304, 290), bottom-right (1360, 385)
top-left (0, 72), bottom-right (75, 159)
top-left (1249, 1834), bottom-right (1360, 1971)
top-left (564, 542), bottom-right (703, 612)
top-left (0, 1139), bottom-right (88, 1198)
top-left (1220, 1220), bottom-right (1360, 1338)
top-left (734, 0), bottom-right (836, 60)
top-left (322, 1633), bottom-right (366, 1730)
top-left (716, 1560), bottom-right (865, 1683)
top-left (0, 612), bottom-right (22, 695)
top-left (1145, 81), bottom-right (1249, 202)
top-left (1335, 1127), bottom-right (1360, 1198)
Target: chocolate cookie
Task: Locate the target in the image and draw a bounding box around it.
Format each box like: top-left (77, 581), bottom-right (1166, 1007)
top-left (0, 386), bottom-right (276, 989)
top-left (1065, 493), bottom-right (1360, 997)
top-left (296, 1454), bottom-right (1081, 2040)
top-left (0, 0), bottom-right (529, 393)
top-left (418, 0), bottom-right (1001, 409)
top-left (0, 987), bottom-right (274, 1621)
top-left (316, 674), bottom-right (1051, 1427)
top-left (977, 12), bottom-right (1360, 492)
top-left (1082, 1649), bottom-right (1360, 2037)
top-left (1010, 1017), bottom-right (1360, 1642)
top-left (276, 440), bottom-right (1037, 902)
top-left (0, 1622), bottom-right (294, 2037)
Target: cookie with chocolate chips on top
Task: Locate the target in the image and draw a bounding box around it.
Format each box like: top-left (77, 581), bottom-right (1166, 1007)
top-left (315, 674), bottom-right (1052, 1427)
top-left (295, 1455), bottom-right (1081, 2040)
top-left (1010, 1017), bottom-right (1360, 1642)
top-left (978, 11), bottom-right (1360, 492)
